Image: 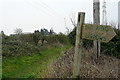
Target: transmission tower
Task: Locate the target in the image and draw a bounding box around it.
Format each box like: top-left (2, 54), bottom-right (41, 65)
top-left (102, 0), bottom-right (107, 25)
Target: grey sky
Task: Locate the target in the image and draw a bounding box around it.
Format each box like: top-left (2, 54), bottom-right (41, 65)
top-left (0, 0), bottom-right (119, 35)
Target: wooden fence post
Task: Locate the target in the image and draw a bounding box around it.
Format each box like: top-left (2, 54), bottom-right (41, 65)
top-left (73, 12), bottom-right (85, 78)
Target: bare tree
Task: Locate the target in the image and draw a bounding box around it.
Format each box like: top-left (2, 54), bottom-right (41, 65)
top-left (70, 13), bottom-right (77, 27)
top-left (64, 18), bottom-right (71, 34)
top-left (14, 28), bottom-right (23, 34)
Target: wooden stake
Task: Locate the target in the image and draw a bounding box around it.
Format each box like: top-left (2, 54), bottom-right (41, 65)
top-left (73, 12), bottom-right (85, 78)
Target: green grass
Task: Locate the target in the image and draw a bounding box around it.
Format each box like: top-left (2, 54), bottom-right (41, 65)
top-left (2, 44), bottom-right (71, 78)
top-left (0, 57), bottom-right (2, 79)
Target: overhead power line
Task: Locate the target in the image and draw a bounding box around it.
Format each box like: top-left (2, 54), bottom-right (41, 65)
top-left (25, 0), bottom-right (58, 17)
top-left (36, 0), bottom-right (64, 18)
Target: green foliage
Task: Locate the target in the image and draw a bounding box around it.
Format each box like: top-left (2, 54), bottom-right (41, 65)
top-left (44, 34), bottom-right (69, 45)
top-left (28, 75), bottom-right (36, 78)
top-left (56, 34), bottom-right (69, 44)
top-left (17, 34), bottom-right (34, 44)
top-left (101, 34), bottom-right (120, 59)
top-left (2, 40), bottom-right (41, 58)
top-left (43, 35), bottom-right (58, 44)
top-left (32, 33), bottom-right (41, 45)
top-left (2, 27), bottom-right (70, 58)
top-left (68, 27), bottom-right (76, 46)
top-left (82, 39), bottom-right (93, 48)
top-left (2, 30), bottom-right (70, 58)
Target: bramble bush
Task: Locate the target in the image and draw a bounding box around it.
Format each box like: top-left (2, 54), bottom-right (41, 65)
top-left (2, 34), bottom-right (41, 58)
top-left (2, 40), bottom-right (41, 58)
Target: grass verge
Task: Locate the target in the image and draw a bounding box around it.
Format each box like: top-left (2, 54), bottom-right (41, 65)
top-left (2, 44), bottom-right (71, 78)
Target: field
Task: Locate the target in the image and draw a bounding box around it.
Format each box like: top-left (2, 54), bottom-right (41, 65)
top-left (2, 45), bottom-right (71, 78)
top-left (1, 28), bottom-right (120, 78)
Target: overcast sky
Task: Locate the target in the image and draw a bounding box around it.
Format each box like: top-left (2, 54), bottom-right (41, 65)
top-left (0, 0), bottom-right (119, 35)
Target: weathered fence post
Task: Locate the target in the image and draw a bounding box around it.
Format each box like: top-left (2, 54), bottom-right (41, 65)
top-left (73, 12), bottom-right (85, 78)
top-left (93, 0), bottom-right (101, 60)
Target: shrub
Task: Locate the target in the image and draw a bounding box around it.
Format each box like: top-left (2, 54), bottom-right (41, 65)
top-left (68, 28), bottom-right (76, 46)
top-left (101, 34), bottom-right (120, 59)
top-left (43, 34), bottom-right (69, 45)
top-left (2, 40), bottom-right (41, 58)
top-left (2, 33), bottom-right (70, 58)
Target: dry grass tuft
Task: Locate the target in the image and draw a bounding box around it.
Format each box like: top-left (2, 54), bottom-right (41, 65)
top-left (41, 47), bottom-right (120, 78)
